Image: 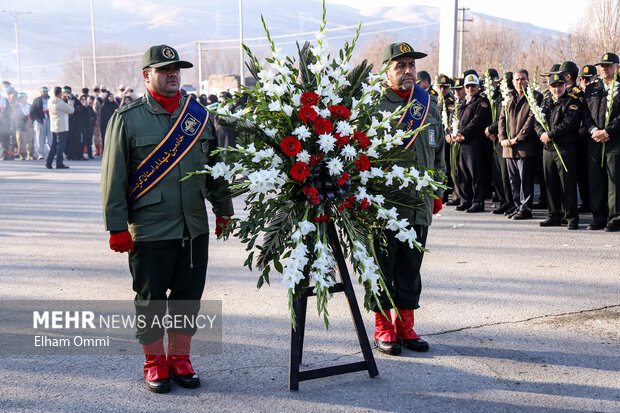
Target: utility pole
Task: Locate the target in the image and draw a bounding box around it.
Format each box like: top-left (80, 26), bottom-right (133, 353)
top-left (2, 9), bottom-right (30, 91)
top-left (457, 7), bottom-right (472, 76)
top-left (239, 0), bottom-right (244, 87)
top-left (90, 0), bottom-right (98, 85)
top-left (197, 42), bottom-right (203, 93)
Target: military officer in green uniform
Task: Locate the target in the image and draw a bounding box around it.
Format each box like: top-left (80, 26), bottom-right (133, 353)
top-left (446, 77), bottom-right (466, 206)
top-left (371, 42), bottom-right (446, 356)
top-left (101, 45), bottom-right (233, 393)
top-left (583, 53), bottom-right (620, 232)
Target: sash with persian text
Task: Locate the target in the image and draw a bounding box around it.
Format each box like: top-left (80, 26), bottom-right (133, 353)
top-left (127, 96), bottom-right (209, 206)
top-left (397, 84), bottom-right (430, 150)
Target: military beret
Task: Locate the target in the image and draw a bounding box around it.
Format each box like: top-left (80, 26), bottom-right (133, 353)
top-left (142, 44), bottom-right (193, 70)
top-left (382, 42), bottom-right (427, 63)
top-left (579, 65), bottom-right (597, 78)
top-left (595, 52), bottom-right (619, 65)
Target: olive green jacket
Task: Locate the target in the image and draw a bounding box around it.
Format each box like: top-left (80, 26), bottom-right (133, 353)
top-left (380, 88), bottom-right (446, 226)
top-left (101, 92), bottom-right (233, 241)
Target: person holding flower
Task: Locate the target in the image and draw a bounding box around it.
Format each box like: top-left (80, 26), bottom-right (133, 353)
top-left (101, 45), bottom-right (234, 393)
top-left (371, 42), bottom-right (446, 356)
top-left (582, 53), bottom-right (620, 232)
top-left (534, 73), bottom-right (581, 229)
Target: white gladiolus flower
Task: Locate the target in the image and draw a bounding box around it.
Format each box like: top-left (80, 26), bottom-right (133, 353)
top-left (359, 170), bottom-right (371, 185)
top-left (268, 100), bottom-right (282, 112)
top-left (318, 133), bottom-right (336, 153)
top-left (209, 162), bottom-right (229, 180)
top-left (247, 169), bottom-right (286, 194)
top-left (264, 128), bottom-right (278, 138)
top-left (377, 207), bottom-right (398, 221)
top-left (326, 157), bottom-right (344, 176)
top-left (298, 220), bottom-right (316, 236)
top-left (370, 167), bottom-right (384, 178)
top-left (282, 104), bottom-right (294, 117)
top-left (291, 93), bottom-right (301, 107)
top-left (365, 147), bottom-right (379, 158)
top-left (318, 108), bottom-right (331, 118)
top-left (395, 227), bottom-right (420, 249)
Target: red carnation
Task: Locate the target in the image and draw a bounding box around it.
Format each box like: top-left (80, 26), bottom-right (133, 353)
top-left (313, 117), bottom-right (333, 135)
top-left (348, 195), bottom-right (355, 203)
top-left (309, 154), bottom-right (324, 166)
top-left (334, 133), bottom-right (349, 147)
top-left (329, 105), bottom-right (351, 120)
top-left (300, 92), bottom-right (320, 106)
top-left (290, 161), bottom-right (310, 182)
top-left (355, 154), bottom-right (371, 171)
top-left (360, 198), bottom-right (370, 210)
top-left (310, 195), bottom-right (321, 205)
top-left (298, 105), bottom-right (318, 124)
top-left (342, 173), bottom-right (350, 180)
top-left (337, 205), bottom-right (345, 211)
top-left (280, 136), bottom-right (302, 157)
top-left (302, 187), bottom-right (310, 195)
top-left (308, 187), bottom-right (318, 196)
top-left (353, 131), bottom-right (370, 149)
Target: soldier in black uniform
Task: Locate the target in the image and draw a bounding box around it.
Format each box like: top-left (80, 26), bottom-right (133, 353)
top-left (535, 74), bottom-right (581, 229)
top-left (438, 74), bottom-right (456, 203)
top-left (582, 53), bottom-right (620, 232)
top-left (453, 74), bottom-right (492, 212)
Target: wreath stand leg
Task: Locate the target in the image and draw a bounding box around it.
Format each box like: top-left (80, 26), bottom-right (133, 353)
top-left (288, 221), bottom-right (379, 391)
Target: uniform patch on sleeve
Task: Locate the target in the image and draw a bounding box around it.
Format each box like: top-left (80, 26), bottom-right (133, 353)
top-left (481, 101), bottom-right (489, 108)
top-left (448, 105), bottom-right (455, 111)
top-left (569, 104), bottom-right (578, 110)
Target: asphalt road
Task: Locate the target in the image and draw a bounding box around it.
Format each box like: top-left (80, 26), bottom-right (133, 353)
top-left (0, 159), bottom-right (618, 412)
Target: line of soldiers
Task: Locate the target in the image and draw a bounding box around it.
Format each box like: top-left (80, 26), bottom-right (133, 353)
top-left (431, 52), bottom-right (620, 232)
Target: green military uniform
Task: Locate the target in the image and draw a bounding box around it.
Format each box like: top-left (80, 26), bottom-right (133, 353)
top-left (372, 87), bottom-right (446, 311)
top-left (101, 91), bottom-right (233, 343)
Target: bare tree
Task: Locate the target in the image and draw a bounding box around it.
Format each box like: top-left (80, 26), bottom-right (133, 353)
top-left (581, 0), bottom-right (620, 53)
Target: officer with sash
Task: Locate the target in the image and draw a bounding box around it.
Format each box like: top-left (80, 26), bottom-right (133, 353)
top-left (101, 45), bottom-right (234, 393)
top-left (371, 42), bottom-right (445, 356)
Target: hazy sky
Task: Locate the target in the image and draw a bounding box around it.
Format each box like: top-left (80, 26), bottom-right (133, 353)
top-left (328, 0), bottom-right (588, 33)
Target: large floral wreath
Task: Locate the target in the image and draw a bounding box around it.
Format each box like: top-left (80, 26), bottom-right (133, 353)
top-left (186, 1), bottom-right (445, 327)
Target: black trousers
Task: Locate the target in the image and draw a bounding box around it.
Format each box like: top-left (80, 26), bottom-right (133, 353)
top-left (576, 137), bottom-right (590, 210)
top-left (587, 138), bottom-right (620, 225)
top-left (372, 225), bottom-right (428, 312)
top-left (129, 233), bottom-right (209, 344)
top-left (492, 142), bottom-right (513, 207)
top-left (457, 144), bottom-right (485, 208)
top-left (506, 157), bottom-right (536, 213)
top-left (543, 145), bottom-right (578, 224)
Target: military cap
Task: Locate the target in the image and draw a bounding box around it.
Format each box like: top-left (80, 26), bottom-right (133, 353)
top-left (142, 44), bottom-right (193, 70)
top-left (462, 69), bottom-right (478, 78)
top-left (558, 61), bottom-right (579, 74)
top-left (40, 86), bottom-right (48, 92)
top-left (464, 74), bottom-right (479, 86)
top-left (382, 42), bottom-right (427, 63)
top-left (542, 64), bottom-right (560, 76)
top-left (487, 68), bottom-right (500, 79)
top-left (452, 78), bottom-right (464, 89)
top-left (416, 70), bottom-right (431, 84)
top-left (62, 86), bottom-right (72, 92)
top-left (579, 65), bottom-right (597, 78)
top-left (2, 81), bottom-right (10, 86)
top-left (548, 73), bottom-right (565, 85)
top-left (595, 52), bottom-right (619, 65)
top-left (437, 74), bottom-right (452, 86)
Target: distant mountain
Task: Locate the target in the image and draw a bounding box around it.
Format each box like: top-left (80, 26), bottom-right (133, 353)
top-left (0, 0), bottom-right (558, 96)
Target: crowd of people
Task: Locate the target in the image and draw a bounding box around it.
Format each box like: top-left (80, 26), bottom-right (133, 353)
top-left (431, 54), bottom-right (620, 232)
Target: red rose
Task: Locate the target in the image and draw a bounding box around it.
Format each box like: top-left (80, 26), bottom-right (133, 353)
top-left (309, 154), bottom-right (324, 166)
top-left (334, 133), bottom-right (349, 147)
top-left (337, 177), bottom-right (346, 186)
top-left (337, 205), bottom-right (345, 211)
top-left (347, 195), bottom-right (355, 203)
top-left (310, 195), bottom-right (320, 205)
top-left (308, 187), bottom-right (318, 196)
top-left (342, 173), bottom-right (350, 180)
top-left (300, 92), bottom-right (320, 106)
top-left (302, 187), bottom-right (310, 195)
top-left (329, 105), bottom-right (351, 120)
top-left (353, 131), bottom-right (370, 149)
top-left (355, 154), bottom-right (371, 171)
top-left (290, 161), bottom-right (310, 182)
top-left (298, 105), bottom-right (318, 123)
top-left (280, 136), bottom-right (302, 157)
top-left (313, 117), bottom-right (333, 135)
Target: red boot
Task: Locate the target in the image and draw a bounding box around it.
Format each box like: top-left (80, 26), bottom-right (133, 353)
top-left (142, 337), bottom-right (170, 393)
top-left (394, 309), bottom-right (429, 352)
top-left (374, 310), bottom-right (401, 355)
top-left (167, 332), bottom-right (200, 388)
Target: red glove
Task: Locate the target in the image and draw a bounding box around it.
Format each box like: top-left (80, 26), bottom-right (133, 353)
top-left (433, 198), bottom-right (443, 214)
top-left (109, 230), bottom-right (134, 253)
top-left (215, 216), bottom-right (232, 237)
